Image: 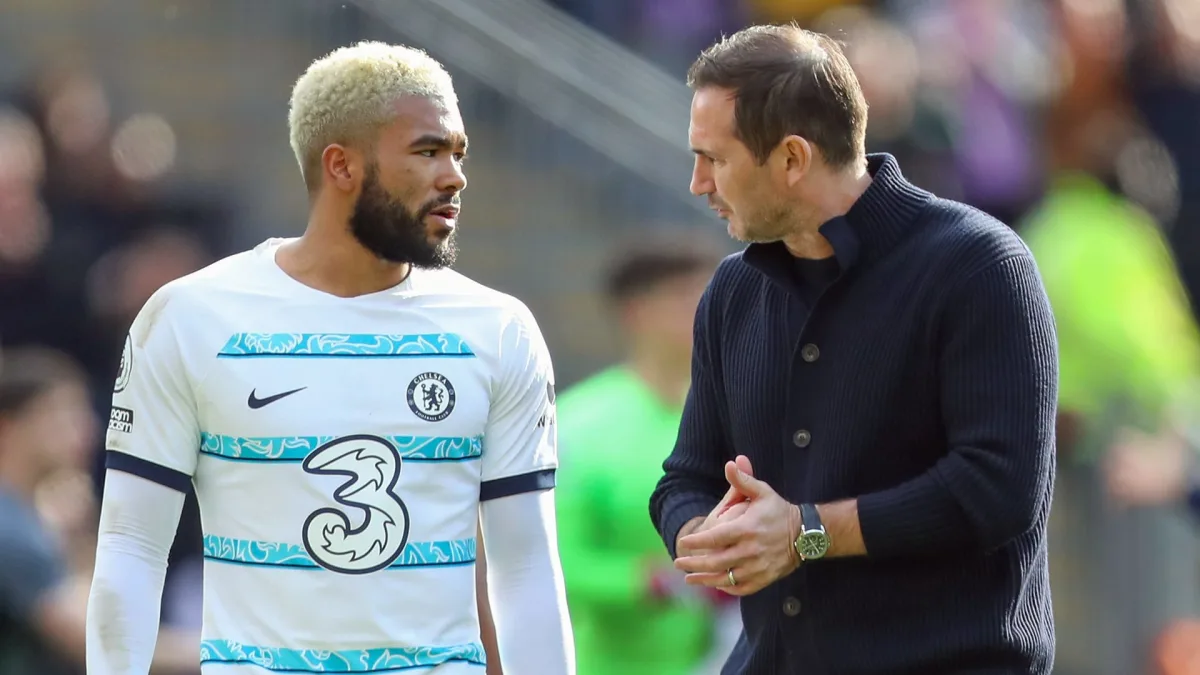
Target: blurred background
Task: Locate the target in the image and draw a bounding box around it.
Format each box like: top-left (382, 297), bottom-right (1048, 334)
top-left (1, 0), bottom-right (1199, 674)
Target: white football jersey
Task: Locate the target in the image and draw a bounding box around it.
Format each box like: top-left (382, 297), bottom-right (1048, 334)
top-left (106, 238), bottom-right (557, 674)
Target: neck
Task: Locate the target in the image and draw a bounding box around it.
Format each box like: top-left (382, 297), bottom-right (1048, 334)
top-left (783, 160), bottom-right (872, 259)
top-left (627, 341), bottom-right (691, 409)
top-left (279, 204), bottom-right (411, 298)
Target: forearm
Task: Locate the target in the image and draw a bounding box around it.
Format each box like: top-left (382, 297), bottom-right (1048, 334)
top-left (852, 255), bottom-right (1057, 558)
top-left (651, 401), bottom-right (728, 559)
top-left (474, 522), bottom-right (502, 675)
top-left (674, 516), bottom-right (706, 553)
top-left (814, 500), bottom-right (866, 558)
top-left (87, 471), bottom-right (185, 675)
top-left (481, 490), bottom-right (574, 675)
top-left (650, 280), bottom-right (733, 559)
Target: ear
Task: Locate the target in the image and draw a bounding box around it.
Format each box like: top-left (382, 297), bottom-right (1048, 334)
top-left (320, 144), bottom-right (361, 194)
top-left (779, 135), bottom-right (813, 187)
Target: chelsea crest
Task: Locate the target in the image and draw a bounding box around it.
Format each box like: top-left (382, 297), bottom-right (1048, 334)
top-left (407, 372), bottom-right (455, 422)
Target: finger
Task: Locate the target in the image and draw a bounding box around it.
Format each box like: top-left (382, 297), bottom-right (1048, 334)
top-left (675, 546), bottom-right (755, 575)
top-left (735, 454), bottom-right (753, 477)
top-left (679, 520), bottom-right (742, 552)
top-left (724, 461), bottom-right (771, 499)
top-left (723, 572), bottom-right (769, 597)
top-left (683, 566), bottom-right (762, 595)
top-left (682, 571), bottom-right (728, 588)
top-left (714, 483), bottom-right (749, 516)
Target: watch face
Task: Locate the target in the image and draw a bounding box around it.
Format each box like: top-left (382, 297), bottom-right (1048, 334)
top-left (800, 531), bottom-right (830, 559)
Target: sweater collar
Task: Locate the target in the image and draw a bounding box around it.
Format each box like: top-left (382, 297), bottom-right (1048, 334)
top-left (743, 153), bottom-right (933, 277)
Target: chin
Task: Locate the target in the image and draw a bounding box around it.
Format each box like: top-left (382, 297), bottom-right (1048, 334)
top-left (726, 218), bottom-right (752, 243)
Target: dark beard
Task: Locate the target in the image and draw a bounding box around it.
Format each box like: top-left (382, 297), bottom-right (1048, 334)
top-left (348, 168), bottom-right (458, 269)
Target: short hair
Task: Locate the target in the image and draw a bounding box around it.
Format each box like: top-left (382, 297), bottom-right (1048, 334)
top-left (0, 347), bottom-right (86, 419)
top-left (603, 234), bottom-right (724, 304)
top-left (687, 24), bottom-right (867, 169)
top-left (288, 41), bottom-right (457, 191)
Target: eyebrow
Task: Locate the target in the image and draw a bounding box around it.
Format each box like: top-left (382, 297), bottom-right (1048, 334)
top-left (408, 133), bottom-right (469, 151)
top-left (691, 147), bottom-right (715, 159)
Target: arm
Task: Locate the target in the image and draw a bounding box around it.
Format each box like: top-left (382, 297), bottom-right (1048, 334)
top-left (481, 491), bottom-right (573, 675)
top-left (475, 518), bottom-right (503, 675)
top-left (88, 472), bottom-right (194, 674)
top-left (650, 274), bottom-right (733, 559)
top-left (478, 301), bottom-right (573, 674)
top-left (87, 286), bottom-right (203, 674)
top-left (851, 254), bottom-right (1058, 558)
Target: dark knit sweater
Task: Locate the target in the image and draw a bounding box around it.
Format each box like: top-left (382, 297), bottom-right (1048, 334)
top-left (650, 154), bottom-right (1058, 674)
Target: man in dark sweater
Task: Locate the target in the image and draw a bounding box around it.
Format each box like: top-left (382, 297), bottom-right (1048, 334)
top-left (649, 24), bottom-right (1058, 675)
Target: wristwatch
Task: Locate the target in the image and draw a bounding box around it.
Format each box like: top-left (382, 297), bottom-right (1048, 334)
top-left (793, 503), bottom-right (830, 562)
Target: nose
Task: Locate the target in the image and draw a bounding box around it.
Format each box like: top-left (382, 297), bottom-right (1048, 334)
top-left (690, 156), bottom-right (712, 197)
top-left (437, 157), bottom-right (467, 194)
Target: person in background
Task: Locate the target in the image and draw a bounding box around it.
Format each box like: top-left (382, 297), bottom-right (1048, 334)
top-left (0, 347), bottom-right (197, 675)
top-left (555, 235), bottom-right (735, 675)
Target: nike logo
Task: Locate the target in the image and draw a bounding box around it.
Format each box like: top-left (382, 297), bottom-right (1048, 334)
top-left (247, 387), bottom-right (307, 409)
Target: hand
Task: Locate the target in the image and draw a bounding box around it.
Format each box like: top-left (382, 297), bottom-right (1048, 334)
top-left (656, 500), bottom-right (750, 602)
top-left (1105, 427), bottom-right (1191, 506)
top-left (674, 456), bottom-right (801, 596)
top-left (677, 455), bottom-right (754, 559)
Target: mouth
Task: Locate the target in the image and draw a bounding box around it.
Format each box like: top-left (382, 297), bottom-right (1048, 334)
top-left (426, 204), bottom-right (460, 230)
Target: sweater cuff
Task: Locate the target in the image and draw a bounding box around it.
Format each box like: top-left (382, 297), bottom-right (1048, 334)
top-left (659, 495), bottom-right (717, 560)
top-left (856, 471), bottom-right (975, 558)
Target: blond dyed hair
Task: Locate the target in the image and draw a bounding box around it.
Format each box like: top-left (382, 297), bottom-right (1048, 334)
top-left (288, 41), bottom-right (457, 191)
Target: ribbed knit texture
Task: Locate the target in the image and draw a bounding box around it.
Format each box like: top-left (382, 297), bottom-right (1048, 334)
top-left (650, 154), bottom-right (1058, 675)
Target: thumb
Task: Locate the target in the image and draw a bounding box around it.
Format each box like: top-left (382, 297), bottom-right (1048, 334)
top-left (725, 459), bottom-right (769, 498)
top-left (735, 454), bottom-right (754, 478)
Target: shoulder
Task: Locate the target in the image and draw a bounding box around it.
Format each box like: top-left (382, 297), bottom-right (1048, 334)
top-left (415, 268), bottom-right (540, 326)
top-left (915, 199), bottom-right (1035, 280)
top-left (128, 248), bottom-right (262, 346)
top-left (711, 251), bottom-right (759, 286)
top-left (692, 251), bottom-right (764, 316)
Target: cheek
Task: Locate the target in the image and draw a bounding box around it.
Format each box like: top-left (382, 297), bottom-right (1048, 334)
top-left (375, 161), bottom-right (425, 201)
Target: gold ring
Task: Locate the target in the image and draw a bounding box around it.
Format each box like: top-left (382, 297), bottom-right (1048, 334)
top-left (728, 569), bottom-right (737, 587)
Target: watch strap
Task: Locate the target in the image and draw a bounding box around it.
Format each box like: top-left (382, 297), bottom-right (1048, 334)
top-left (800, 502), bottom-right (822, 533)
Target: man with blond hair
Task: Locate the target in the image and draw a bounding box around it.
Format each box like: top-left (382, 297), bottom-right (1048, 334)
top-left (85, 41), bottom-right (575, 675)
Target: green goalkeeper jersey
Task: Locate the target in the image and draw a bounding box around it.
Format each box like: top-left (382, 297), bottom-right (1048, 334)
top-left (555, 366), bottom-right (716, 675)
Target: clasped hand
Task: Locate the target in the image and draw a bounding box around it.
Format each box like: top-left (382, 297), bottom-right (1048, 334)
top-left (674, 455), bottom-right (801, 596)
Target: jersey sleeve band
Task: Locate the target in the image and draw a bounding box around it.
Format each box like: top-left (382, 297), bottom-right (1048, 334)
top-left (480, 468), bottom-right (556, 501)
top-left (106, 450), bottom-right (193, 493)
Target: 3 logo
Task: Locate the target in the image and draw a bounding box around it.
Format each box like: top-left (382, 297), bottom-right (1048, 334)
top-left (301, 435), bottom-right (410, 574)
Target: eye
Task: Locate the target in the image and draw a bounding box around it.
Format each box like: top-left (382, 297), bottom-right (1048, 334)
top-left (417, 150), bottom-right (437, 158)
top-left (454, 152), bottom-right (468, 163)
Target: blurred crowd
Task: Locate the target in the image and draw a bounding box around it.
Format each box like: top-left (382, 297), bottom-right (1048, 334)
top-left (2, 0), bottom-right (1200, 674)
top-left (0, 64), bottom-right (230, 674)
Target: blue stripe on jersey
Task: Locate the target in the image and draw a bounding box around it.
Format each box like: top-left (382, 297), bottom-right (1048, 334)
top-left (199, 639), bottom-right (486, 671)
top-left (217, 333), bottom-right (474, 358)
top-left (199, 434), bottom-right (482, 463)
top-left (203, 536), bottom-right (476, 569)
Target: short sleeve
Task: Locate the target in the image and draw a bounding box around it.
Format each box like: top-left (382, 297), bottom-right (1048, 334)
top-left (105, 286), bottom-right (200, 493)
top-left (480, 302), bottom-right (557, 501)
